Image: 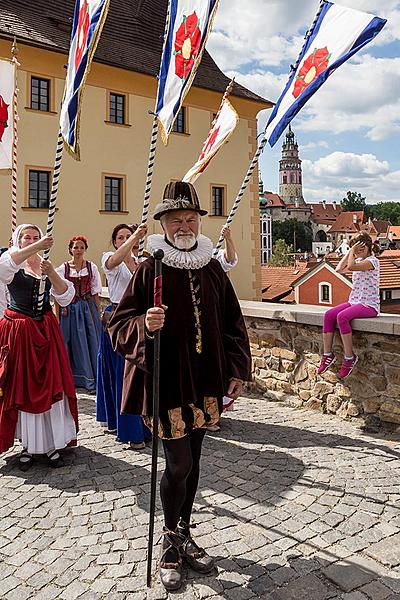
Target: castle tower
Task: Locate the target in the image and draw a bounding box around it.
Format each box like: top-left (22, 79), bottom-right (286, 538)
top-left (279, 125), bottom-right (305, 206)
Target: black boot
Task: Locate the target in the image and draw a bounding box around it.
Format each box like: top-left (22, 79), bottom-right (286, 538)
top-left (177, 520), bottom-right (215, 573)
top-left (159, 529), bottom-right (184, 591)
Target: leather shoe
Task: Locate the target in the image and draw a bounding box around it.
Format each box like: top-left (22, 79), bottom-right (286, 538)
top-left (159, 529), bottom-right (184, 590)
top-left (177, 520), bottom-right (215, 573)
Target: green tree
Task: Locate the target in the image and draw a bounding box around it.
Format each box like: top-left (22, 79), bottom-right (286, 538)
top-left (369, 202), bottom-right (400, 226)
top-left (269, 239), bottom-right (294, 267)
top-left (340, 191), bottom-right (366, 212)
top-left (272, 219), bottom-right (313, 252)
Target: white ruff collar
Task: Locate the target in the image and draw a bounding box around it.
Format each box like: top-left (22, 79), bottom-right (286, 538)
top-left (146, 234), bottom-right (213, 269)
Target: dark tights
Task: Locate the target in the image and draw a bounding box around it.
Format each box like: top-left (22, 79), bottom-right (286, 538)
top-left (160, 428), bottom-right (206, 531)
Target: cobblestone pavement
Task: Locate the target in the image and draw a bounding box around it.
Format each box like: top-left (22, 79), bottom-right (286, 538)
top-left (1, 394), bottom-right (400, 600)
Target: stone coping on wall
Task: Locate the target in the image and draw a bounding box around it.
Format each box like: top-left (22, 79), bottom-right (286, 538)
top-left (240, 301), bottom-right (400, 337)
top-left (100, 288), bottom-right (400, 336)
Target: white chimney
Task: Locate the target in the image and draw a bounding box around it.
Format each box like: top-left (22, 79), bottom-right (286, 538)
top-left (368, 217), bottom-right (372, 225)
top-left (352, 214), bottom-right (357, 224)
top-left (322, 201), bottom-right (326, 209)
top-left (333, 200), bottom-right (337, 209)
top-left (295, 200), bottom-right (299, 208)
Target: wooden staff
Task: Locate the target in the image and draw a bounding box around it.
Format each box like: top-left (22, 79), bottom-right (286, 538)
top-left (147, 248), bottom-right (164, 588)
top-left (213, 0), bottom-right (327, 255)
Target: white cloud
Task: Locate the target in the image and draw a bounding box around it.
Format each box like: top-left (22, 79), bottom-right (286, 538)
top-left (302, 152), bottom-right (399, 203)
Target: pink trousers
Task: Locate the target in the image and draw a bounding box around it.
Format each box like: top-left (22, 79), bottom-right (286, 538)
top-left (322, 302), bottom-right (377, 335)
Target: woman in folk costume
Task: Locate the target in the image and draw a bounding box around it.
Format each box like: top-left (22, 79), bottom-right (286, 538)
top-left (0, 224), bottom-right (78, 470)
top-left (55, 236), bottom-right (102, 392)
top-left (96, 222), bottom-right (150, 449)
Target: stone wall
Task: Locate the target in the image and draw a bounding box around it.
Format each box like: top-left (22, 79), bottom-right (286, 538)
top-left (241, 302), bottom-right (400, 426)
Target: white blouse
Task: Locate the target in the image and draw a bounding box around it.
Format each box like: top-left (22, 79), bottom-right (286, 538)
top-left (215, 249), bottom-right (238, 272)
top-left (55, 262), bottom-right (102, 295)
top-left (0, 251), bottom-right (75, 307)
top-left (102, 252), bottom-right (136, 304)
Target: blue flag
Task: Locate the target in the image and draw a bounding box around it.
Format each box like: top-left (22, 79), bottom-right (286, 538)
top-left (60, 0), bottom-right (110, 159)
top-left (156, 0), bottom-right (219, 145)
top-left (265, 2), bottom-right (386, 148)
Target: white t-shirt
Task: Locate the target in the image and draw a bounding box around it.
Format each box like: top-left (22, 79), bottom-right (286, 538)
top-left (102, 252), bottom-right (136, 304)
top-left (349, 255), bottom-right (380, 314)
top-left (55, 262), bottom-right (102, 295)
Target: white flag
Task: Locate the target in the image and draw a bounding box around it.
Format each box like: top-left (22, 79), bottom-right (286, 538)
top-left (183, 98), bottom-right (238, 184)
top-left (265, 2), bottom-right (386, 147)
top-left (0, 59), bottom-right (15, 170)
top-left (156, 0), bottom-right (219, 145)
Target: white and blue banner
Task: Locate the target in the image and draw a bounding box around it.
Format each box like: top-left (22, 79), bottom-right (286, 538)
top-left (60, 0), bottom-right (110, 159)
top-left (0, 59), bottom-right (15, 170)
top-left (156, 0), bottom-right (219, 145)
top-left (265, 2), bottom-right (386, 148)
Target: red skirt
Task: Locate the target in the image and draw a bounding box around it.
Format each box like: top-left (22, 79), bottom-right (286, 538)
top-left (0, 309), bottom-right (79, 453)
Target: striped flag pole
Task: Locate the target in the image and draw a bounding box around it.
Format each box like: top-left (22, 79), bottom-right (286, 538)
top-left (213, 0), bottom-right (327, 255)
top-left (213, 136), bottom-right (268, 255)
top-left (138, 115), bottom-right (159, 257)
top-left (11, 37), bottom-right (20, 233)
top-left (138, 0), bottom-right (172, 258)
top-left (36, 129), bottom-right (64, 312)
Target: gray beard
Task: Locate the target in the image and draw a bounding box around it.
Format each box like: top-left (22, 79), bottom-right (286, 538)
top-left (171, 233), bottom-right (197, 250)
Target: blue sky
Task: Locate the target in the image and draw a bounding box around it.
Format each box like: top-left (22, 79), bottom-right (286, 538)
top-left (208, 0), bottom-right (400, 205)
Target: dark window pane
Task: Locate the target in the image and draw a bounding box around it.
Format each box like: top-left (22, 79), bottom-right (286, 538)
top-left (104, 177), bottom-right (122, 212)
top-left (28, 170), bottom-right (49, 208)
top-left (109, 93), bottom-right (125, 124)
top-left (173, 107), bottom-right (185, 133)
top-left (31, 77), bottom-right (50, 111)
top-left (211, 186), bottom-right (224, 217)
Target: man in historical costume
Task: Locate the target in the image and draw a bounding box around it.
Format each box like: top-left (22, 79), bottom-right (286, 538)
top-left (109, 181), bottom-right (251, 591)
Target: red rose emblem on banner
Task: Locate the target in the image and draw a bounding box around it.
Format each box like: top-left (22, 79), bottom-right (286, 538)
top-left (174, 12), bottom-right (201, 82)
top-left (75, 0), bottom-right (90, 71)
top-left (293, 47), bottom-right (331, 99)
top-left (0, 96), bottom-right (9, 142)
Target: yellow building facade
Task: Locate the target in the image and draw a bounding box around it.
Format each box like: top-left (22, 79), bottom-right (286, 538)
top-left (0, 37), bottom-right (270, 300)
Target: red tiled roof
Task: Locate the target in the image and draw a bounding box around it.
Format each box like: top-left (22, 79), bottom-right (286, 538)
top-left (389, 226), bottom-right (400, 239)
top-left (380, 250), bottom-right (400, 258)
top-left (0, 0), bottom-right (271, 104)
top-left (309, 203), bottom-right (342, 225)
top-left (379, 258), bottom-right (400, 289)
top-left (262, 192), bottom-right (285, 207)
top-left (327, 211), bottom-right (365, 234)
top-left (261, 264), bottom-right (309, 301)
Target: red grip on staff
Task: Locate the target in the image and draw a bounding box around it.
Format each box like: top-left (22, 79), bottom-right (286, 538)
top-left (154, 275), bottom-right (162, 308)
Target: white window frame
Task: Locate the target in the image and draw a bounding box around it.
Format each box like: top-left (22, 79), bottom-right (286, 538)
top-left (319, 281), bottom-right (332, 305)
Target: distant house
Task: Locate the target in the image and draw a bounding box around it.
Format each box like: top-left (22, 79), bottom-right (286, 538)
top-left (326, 211), bottom-right (365, 246)
top-left (290, 256), bottom-right (400, 314)
top-left (292, 262), bottom-right (352, 307)
top-left (388, 226), bottom-right (400, 249)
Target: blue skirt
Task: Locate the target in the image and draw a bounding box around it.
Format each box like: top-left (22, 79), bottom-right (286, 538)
top-left (96, 305), bottom-right (147, 443)
top-left (60, 297), bottom-right (101, 391)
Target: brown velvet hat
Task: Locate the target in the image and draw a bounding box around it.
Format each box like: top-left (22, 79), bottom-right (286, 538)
top-left (153, 181), bottom-right (208, 221)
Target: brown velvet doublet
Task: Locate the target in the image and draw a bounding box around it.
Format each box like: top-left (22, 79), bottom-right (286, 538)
top-left (108, 257), bottom-right (251, 418)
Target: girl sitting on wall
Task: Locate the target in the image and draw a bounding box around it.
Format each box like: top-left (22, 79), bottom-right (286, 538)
top-left (317, 232), bottom-right (380, 379)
